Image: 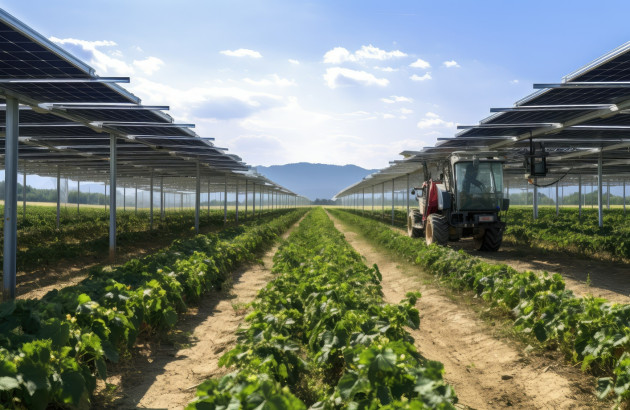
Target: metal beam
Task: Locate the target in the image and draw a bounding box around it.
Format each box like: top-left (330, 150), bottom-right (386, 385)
top-left (490, 104), bottom-right (613, 112)
top-left (0, 77), bottom-right (130, 83)
top-left (2, 96), bottom-right (18, 301)
top-left (534, 82), bottom-right (630, 89)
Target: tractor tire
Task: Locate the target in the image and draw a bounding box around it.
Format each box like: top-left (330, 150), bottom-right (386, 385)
top-left (477, 227), bottom-right (503, 252)
top-left (408, 209), bottom-right (422, 238)
top-left (448, 226), bottom-right (462, 242)
top-left (425, 214), bottom-right (448, 246)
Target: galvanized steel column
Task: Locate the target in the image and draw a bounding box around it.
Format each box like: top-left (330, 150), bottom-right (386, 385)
top-left (598, 153), bottom-right (603, 228)
top-left (109, 134), bottom-right (117, 261)
top-left (56, 167), bottom-right (61, 228)
top-left (195, 162), bottom-right (200, 233)
top-left (252, 183), bottom-right (256, 217)
top-left (555, 183), bottom-right (559, 216)
top-left (150, 174), bottom-right (154, 229)
top-left (391, 179), bottom-right (395, 226)
top-left (77, 179), bottom-right (80, 216)
top-left (406, 174), bottom-right (410, 219)
top-left (235, 179), bottom-right (239, 223)
top-left (223, 174), bottom-right (228, 224)
top-left (381, 183), bottom-right (385, 219)
top-left (533, 180), bottom-right (538, 220)
top-left (624, 179), bottom-right (626, 213)
top-left (245, 180), bottom-right (248, 218)
top-left (135, 183), bottom-right (138, 215)
top-left (362, 189), bottom-right (365, 214)
top-left (3, 96), bottom-right (18, 300)
top-left (607, 179), bottom-right (610, 210)
top-left (160, 176), bottom-right (164, 220)
top-left (578, 175), bottom-right (582, 220)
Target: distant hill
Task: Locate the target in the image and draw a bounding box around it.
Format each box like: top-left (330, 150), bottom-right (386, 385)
top-left (255, 163), bottom-right (378, 201)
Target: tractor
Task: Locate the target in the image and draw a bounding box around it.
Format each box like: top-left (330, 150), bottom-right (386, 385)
top-left (407, 151), bottom-right (509, 251)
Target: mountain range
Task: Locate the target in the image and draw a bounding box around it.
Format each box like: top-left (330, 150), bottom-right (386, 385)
top-left (255, 163), bottom-right (378, 200)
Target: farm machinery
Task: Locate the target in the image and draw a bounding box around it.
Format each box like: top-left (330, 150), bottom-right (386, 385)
top-left (407, 151), bottom-right (509, 251)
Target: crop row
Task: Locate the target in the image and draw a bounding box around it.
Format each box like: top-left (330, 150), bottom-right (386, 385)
top-left (344, 206), bottom-right (630, 262)
top-left (188, 208), bottom-right (456, 409)
top-left (0, 208), bottom-right (306, 409)
top-left (329, 208), bottom-right (630, 404)
top-left (503, 207), bottom-right (630, 262)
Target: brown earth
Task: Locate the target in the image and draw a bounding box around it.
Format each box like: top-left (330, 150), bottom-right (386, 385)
top-left (95, 217), bottom-right (303, 409)
top-left (328, 211), bottom-right (605, 409)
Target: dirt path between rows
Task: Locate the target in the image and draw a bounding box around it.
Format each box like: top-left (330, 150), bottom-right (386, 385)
top-left (328, 212), bottom-right (604, 409)
top-left (98, 218), bottom-right (303, 409)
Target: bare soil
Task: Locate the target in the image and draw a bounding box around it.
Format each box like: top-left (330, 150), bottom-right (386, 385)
top-left (328, 212), bottom-right (605, 409)
top-left (95, 218), bottom-right (302, 409)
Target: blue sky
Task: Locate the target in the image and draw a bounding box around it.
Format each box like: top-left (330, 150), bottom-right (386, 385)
top-left (2, 0), bottom-right (630, 172)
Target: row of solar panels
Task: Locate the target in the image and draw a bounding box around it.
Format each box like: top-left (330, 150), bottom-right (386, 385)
top-left (0, 9), bottom-right (297, 196)
top-left (335, 41), bottom-right (630, 198)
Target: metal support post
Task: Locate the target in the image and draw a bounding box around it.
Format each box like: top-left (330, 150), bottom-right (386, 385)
top-left (160, 176), bottom-right (164, 220)
top-left (406, 174), bottom-right (410, 219)
top-left (624, 179), bottom-right (627, 214)
top-left (578, 175), bottom-right (582, 220)
top-left (3, 96), bottom-right (18, 300)
top-left (362, 189), bottom-right (365, 214)
top-left (223, 174), bottom-right (228, 224)
top-left (150, 173), bottom-right (154, 229)
top-left (607, 179), bottom-right (610, 210)
top-left (207, 178), bottom-right (211, 216)
top-left (391, 179), bottom-right (395, 226)
top-left (235, 179), bottom-right (239, 223)
top-left (109, 134), bottom-right (117, 260)
top-left (533, 180), bottom-right (538, 220)
top-left (555, 183), bottom-right (559, 216)
top-left (56, 167), bottom-right (61, 228)
top-left (77, 179), bottom-right (80, 216)
top-left (180, 193), bottom-right (183, 211)
top-left (245, 180), bottom-right (248, 218)
top-left (381, 183), bottom-right (385, 219)
top-left (135, 183), bottom-right (138, 215)
top-left (598, 154), bottom-right (603, 228)
top-left (372, 186), bottom-right (375, 212)
top-left (195, 162), bottom-right (200, 233)
top-left (252, 183), bottom-right (256, 216)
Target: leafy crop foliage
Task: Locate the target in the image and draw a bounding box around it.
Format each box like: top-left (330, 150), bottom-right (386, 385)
top-left (188, 208), bottom-right (456, 409)
top-left (503, 207), bottom-right (630, 262)
top-left (347, 206), bottom-right (630, 262)
top-left (330, 208), bottom-right (630, 405)
top-left (0, 209), bottom-right (305, 409)
top-left (0, 206), bottom-right (250, 271)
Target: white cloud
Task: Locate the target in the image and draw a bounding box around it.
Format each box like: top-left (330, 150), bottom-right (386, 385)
top-left (374, 66), bottom-right (397, 72)
top-left (382, 113), bottom-right (396, 119)
top-left (417, 112), bottom-right (456, 129)
top-left (410, 73), bottom-right (432, 81)
top-left (510, 79), bottom-right (519, 84)
top-left (324, 67), bottom-right (389, 89)
top-left (381, 95), bottom-right (413, 104)
top-left (289, 59), bottom-right (300, 65)
top-left (323, 44), bottom-right (407, 64)
top-left (220, 48), bottom-right (262, 58)
top-left (49, 36), bottom-right (134, 75)
top-left (443, 60), bottom-right (460, 68)
top-left (243, 74), bottom-right (296, 87)
top-left (355, 44), bottom-right (407, 60)
top-left (409, 58), bottom-right (431, 69)
top-left (133, 56), bottom-right (164, 75)
top-left (400, 108), bottom-right (413, 115)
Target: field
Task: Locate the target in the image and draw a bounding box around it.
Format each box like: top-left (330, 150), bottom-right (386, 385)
top-left (0, 204), bottom-right (629, 408)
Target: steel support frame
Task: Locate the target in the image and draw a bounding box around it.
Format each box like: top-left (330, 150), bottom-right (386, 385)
top-left (391, 179), bottom-right (395, 226)
top-left (56, 167), bottom-right (61, 228)
top-left (598, 153), bottom-right (604, 228)
top-left (150, 173), bottom-right (154, 229)
top-left (109, 134), bottom-right (117, 261)
top-left (223, 174), bottom-right (228, 224)
top-left (195, 161), bottom-right (200, 233)
top-left (2, 97), bottom-right (18, 300)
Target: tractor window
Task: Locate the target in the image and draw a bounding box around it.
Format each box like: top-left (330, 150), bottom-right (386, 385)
top-left (455, 161), bottom-right (504, 210)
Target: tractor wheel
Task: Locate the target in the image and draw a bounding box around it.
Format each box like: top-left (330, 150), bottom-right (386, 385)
top-left (448, 226), bottom-right (462, 242)
top-left (407, 209), bottom-right (422, 238)
top-left (477, 227), bottom-right (503, 252)
top-left (425, 214), bottom-right (448, 246)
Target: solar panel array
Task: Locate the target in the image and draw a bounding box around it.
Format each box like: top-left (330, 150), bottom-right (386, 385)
top-left (335, 41), bottom-right (630, 198)
top-left (0, 8), bottom-right (296, 197)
